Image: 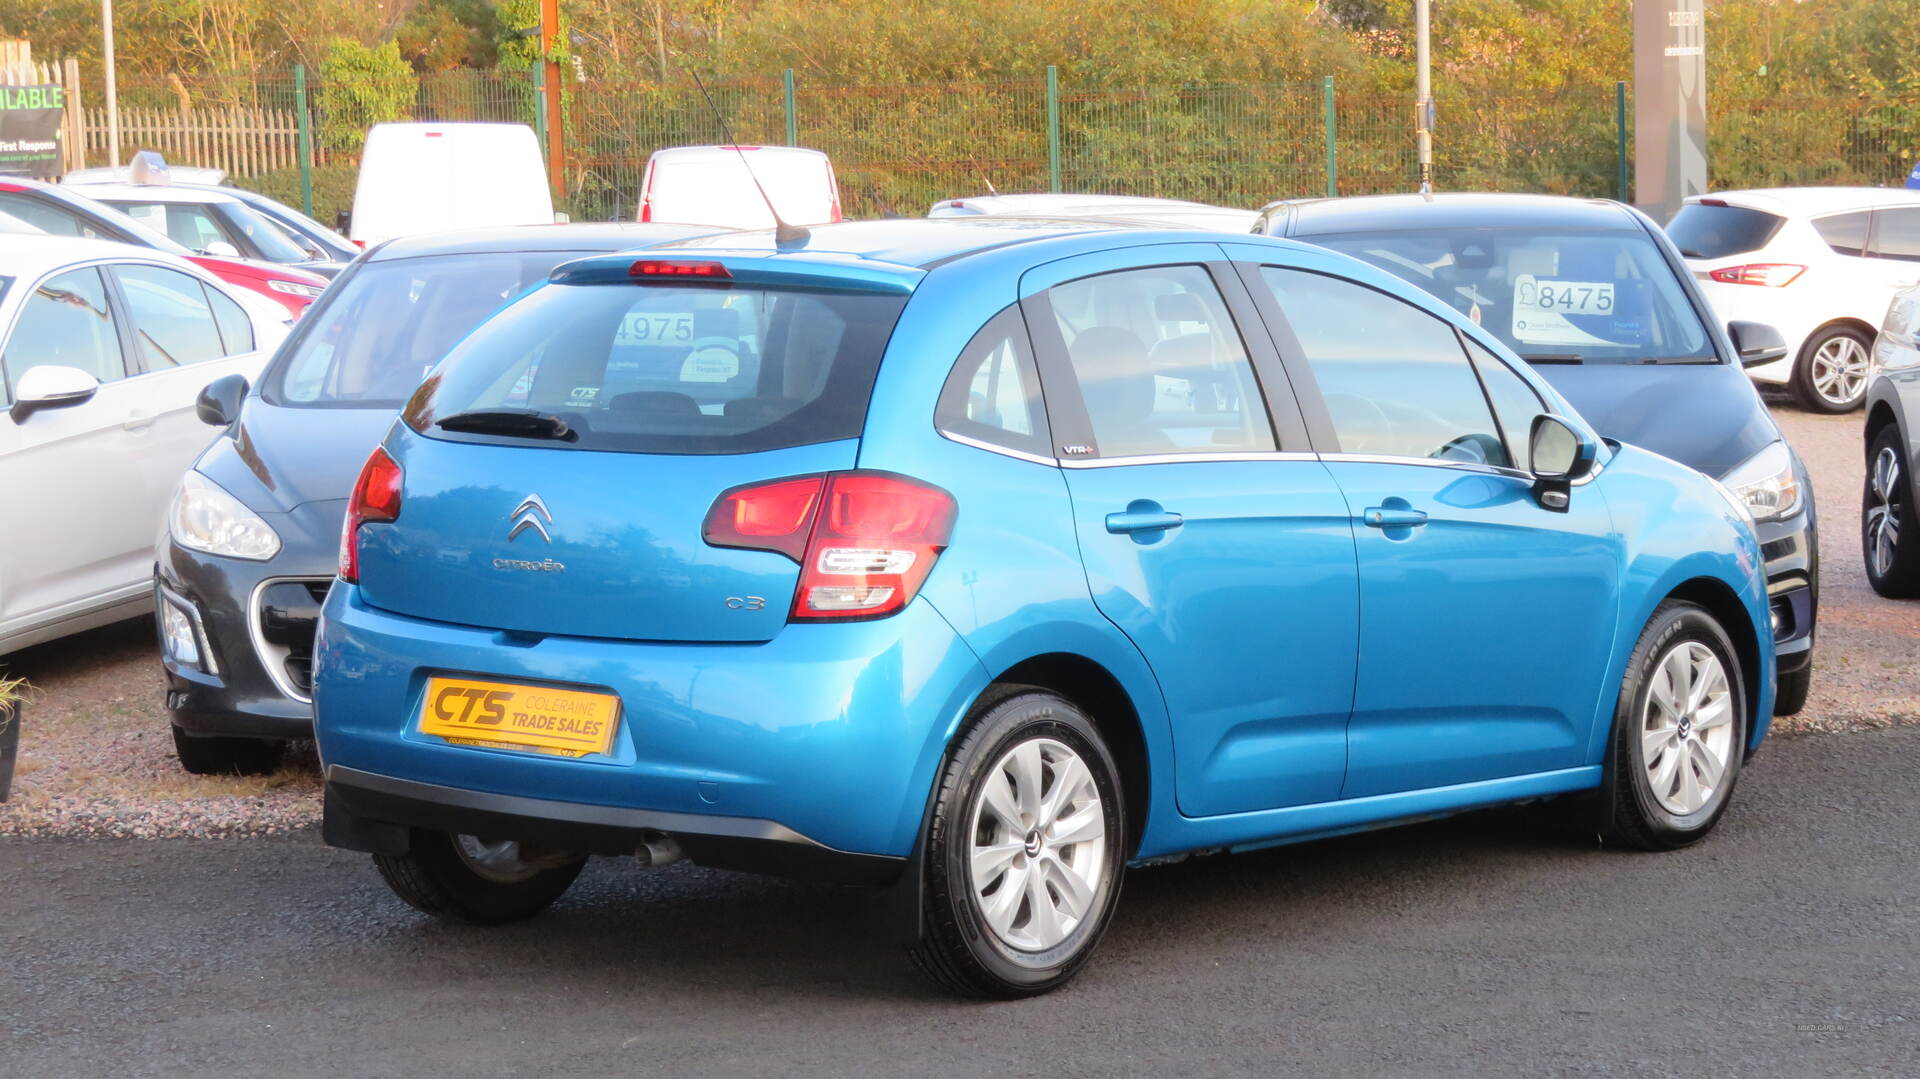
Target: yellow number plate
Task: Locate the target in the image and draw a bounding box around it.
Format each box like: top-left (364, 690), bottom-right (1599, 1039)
top-left (417, 676), bottom-right (621, 758)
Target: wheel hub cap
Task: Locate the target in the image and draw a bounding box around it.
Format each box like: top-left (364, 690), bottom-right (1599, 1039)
top-left (1811, 336), bottom-right (1870, 406)
top-left (1868, 446), bottom-right (1903, 578)
top-left (967, 736), bottom-right (1108, 953)
top-left (1640, 641), bottom-right (1735, 816)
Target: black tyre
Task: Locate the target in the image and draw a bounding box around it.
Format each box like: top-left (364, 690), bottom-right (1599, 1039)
top-left (908, 686), bottom-right (1127, 999)
top-left (1791, 325), bottom-right (1873, 413)
top-left (1773, 664), bottom-right (1812, 718)
top-left (1604, 601), bottom-right (1747, 851)
top-left (171, 725), bottom-right (286, 775)
top-left (1863, 424), bottom-right (1920, 598)
top-left (373, 829), bottom-right (586, 925)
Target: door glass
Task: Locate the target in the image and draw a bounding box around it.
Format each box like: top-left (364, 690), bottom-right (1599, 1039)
top-left (1464, 339), bottom-right (1545, 471)
top-left (1047, 264), bottom-right (1274, 458)
top-left (0, 192), bottom-right (105, 239)
top-left (111, 264), bottom-right (228, 368)
top-left (110, 202), bottom-right (231, 253)
top-left (1813, 211), bottom-right (1871, 257)
top-left (2, 268), bottom-right (127, 392)
top-left (205, 283), bottom-right (255, 355)
top-left (935, 305), bottom-right (1051, 457)
top-left (1262, 267), bottom-right (1508, 466)
top-left (1869, 208), bottom-right (1920, 263)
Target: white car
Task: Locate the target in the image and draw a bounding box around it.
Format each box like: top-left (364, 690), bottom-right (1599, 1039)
top-left (348, 123), bottom-right (555, 247)
top-left (1668, 187), bottom-right (1920, 412)
top-left (929, 192), bottom-right (1259, 232)
top-left (639, 145), bottom-right (841, 229)
top-left (63, 179), bottom-right (347, 277)
top-left (0, 236), bottom-right (289, 655)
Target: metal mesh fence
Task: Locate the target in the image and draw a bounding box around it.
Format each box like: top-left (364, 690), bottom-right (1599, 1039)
top-left (72, 68), bottom-right (1920, 224)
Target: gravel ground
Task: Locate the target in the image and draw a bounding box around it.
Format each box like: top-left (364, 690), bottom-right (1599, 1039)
top-left (0, 394), bottom-right (1914, 839)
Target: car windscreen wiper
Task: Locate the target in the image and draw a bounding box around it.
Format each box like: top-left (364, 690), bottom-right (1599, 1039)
top-left (1518, 353), bottom-right (1586, 364)
top-left (435, 408), bottom-right (578, 441)
top-left (1640, 356), bottom-right (1720, 365)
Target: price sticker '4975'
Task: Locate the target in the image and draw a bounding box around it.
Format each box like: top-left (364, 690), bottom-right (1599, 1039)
top-left (1515, 277), bottom-right (1614, 317)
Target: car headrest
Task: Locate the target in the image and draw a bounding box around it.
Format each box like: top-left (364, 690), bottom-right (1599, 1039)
top-left (1069, 326), bottom-right (1157, 426)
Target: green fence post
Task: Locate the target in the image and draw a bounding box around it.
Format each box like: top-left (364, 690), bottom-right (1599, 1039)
top-left (1615, 80), bottom-right (1629, 202)
top-left (1046, 65), bottom-right (1061, 193)
top-left (532, 64), bottom-right (548, 162)
top-left (293, 64), bottom-right (314, 218)
top-left (783, 68), bottom-right (798, 146)
top-left (1322, 75), bottom-right (1338, 198)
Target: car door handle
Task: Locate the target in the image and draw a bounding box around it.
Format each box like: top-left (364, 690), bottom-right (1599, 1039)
top-left (122, 409), bottom-right (156, 431)
top-left (1363, 506), bottom-right (1429, 529)
top-left (1105, 508), bottom-right (1184, 534)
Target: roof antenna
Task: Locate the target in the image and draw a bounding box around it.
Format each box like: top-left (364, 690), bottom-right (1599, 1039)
top-left (690, 70), bottom-right (809, 248)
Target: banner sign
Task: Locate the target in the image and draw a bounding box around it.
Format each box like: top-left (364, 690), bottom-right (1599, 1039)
top-left (0, 83), bottom-right (65, 179)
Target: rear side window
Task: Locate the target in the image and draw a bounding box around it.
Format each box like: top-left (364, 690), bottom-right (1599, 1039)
top-left (1813, 211), bottom-right (1871, 257)
top-left (410, 280), bottom-right (907, 455)
top-left (1044, 265), bottom-right (1275, 458)
top-left (1262, 267), bottom-right (1509, 467)
top-left (1666, 203), bottom-right (1784, 258)
top-left (1869, 208), bottom-right (1920, 263)
top-left (110, 264), bottom-right (230, 368)
top-left (935, 306), bottom-right (1051, 458)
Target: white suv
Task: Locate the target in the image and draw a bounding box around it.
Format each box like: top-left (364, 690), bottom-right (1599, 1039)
top-left (1668, 187), bottom-right (1920, 412)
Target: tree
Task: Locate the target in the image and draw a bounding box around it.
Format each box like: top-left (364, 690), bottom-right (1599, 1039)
top-left (316, 38), bottom-right (418, 152)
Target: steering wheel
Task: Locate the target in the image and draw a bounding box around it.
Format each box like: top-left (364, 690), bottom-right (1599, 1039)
top-left (1323, 393), bottom-right (1392, 454)
top-left (1433, 432), bottom-right (1504, 466)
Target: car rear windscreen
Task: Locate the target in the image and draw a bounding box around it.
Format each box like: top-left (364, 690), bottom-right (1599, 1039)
top-left (406, 279), bottom-right (907, 455)
top-left (1664, 203), bottom-right (1785, 259)
top-left (265, 251), bottom-right (589, 408)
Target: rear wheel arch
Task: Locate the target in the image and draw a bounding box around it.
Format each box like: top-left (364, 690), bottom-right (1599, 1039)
top-left (1658, 578), bottom-right (1763, 741)
top-left (981, 654), bottom-right (1151, 857)
top-left (1804, 316), bottom-right (1878, 352)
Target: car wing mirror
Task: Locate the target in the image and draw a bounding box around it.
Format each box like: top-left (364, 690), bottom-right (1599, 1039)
top-left (10, 364), bottom-right (101, 423)
top-left (202, 240), bottom-right (242, 258)
top-left (1528, 413), bottom-right (1597, 512)
top-left (1728, 320), bottom-right (1790, 368)
top-left (195, 372), bottom-right (250, 427)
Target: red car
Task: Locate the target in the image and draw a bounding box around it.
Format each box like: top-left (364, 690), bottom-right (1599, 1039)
top-left (0, 177), bottom-right (327, 318)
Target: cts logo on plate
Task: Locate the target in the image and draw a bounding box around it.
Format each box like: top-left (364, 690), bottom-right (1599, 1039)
top-left (416, 675), bottom-right (621, 757)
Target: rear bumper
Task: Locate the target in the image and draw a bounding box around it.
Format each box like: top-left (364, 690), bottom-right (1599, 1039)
top-left (313, 585), bottom-right (990, 863)
top-left (324, 765), bottom-right (905, 884)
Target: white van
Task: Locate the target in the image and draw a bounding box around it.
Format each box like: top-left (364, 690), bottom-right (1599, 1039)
top-left (348, 123), bottom-right (554, 247)
top-left (638, 146), bottom-right (842, 230)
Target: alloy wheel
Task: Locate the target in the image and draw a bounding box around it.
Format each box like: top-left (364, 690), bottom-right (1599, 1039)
top-left (1640, 641), bottom-right (1736, 816)
top-left (967, 737), bottom-right (1108, 952)
top-left (1810, 335), bottom-right (1871, 407)
top-left (1867, 445), bottom-right (1903, 579)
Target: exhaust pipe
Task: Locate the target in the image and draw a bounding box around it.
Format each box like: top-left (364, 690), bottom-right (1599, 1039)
top-left (635, 830), bottom-right (685, 868)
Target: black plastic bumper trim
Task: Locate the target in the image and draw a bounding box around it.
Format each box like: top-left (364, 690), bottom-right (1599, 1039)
top-left (323, 766), bottom-right (906, 885)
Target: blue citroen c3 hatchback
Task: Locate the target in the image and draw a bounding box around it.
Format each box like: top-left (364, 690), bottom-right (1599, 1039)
top-left (314, 220), bottom-right (1775, 998)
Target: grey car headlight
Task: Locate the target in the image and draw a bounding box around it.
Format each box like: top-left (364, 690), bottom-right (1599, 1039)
top-left (169, 471), bottom-right (281, 560)
top-left (1720, 440), bottom-right (1802, 523)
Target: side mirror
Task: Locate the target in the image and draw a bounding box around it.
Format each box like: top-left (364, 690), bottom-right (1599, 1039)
top-left (202, 240), bottom-right (241, 258)
top-left (1728, 320), bottom-right (1790, 368)
top-left (1529, 413), bottom-right (1597, 512)
top-left (10, 364), bottom-right (100, 423)
top-left (334, 210), bottom-right (352, 234)
top-left (195, 373), bottom-right (249, 427)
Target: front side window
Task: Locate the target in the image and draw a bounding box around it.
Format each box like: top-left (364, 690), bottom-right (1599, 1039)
top-left (1262, 267), bottom-right (1508, 467)
top-left (1045, 264), bottom-right (1274, 458)
top-left (409, 278), bottom-right (907, 455)
top-left (212, 203), bottom-right (315, 263)
top-left (0, 192), bottom-right (109, 239)
top-left (109, 201), bottom-right (231, 253)
top-left (1464, 339), bottom-right (1545, 472)
top-left (2, 268), bottom-right (127, 391)
top-left (111, 264), bottom-right (229, 368)
top-left (1306, 226), bottom-right (1714, 365)
top-left (935, 306), bottom-right (1050, 458)
top-left (1869, 208), bottom-right (1920, 263)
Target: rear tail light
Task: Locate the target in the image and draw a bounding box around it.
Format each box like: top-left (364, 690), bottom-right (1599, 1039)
top-left (339, 446), bottom-right (402, 583)
top-left (1708, 263), bottom-right (1806, 287)
top-left (638, 159), bottom-right (656, 222)
top-left (827, 165), bottom-right (844, 223)
top-left (703, 471), bottom-right (957, 621)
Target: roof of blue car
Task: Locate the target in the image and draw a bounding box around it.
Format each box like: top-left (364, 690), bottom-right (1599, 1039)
top-left (364, 222), bottom-right (725, 261)
top-left (651, 217), bottom-right (1129, 270)
top-left (1276, 192), bottom-right (1643, 236)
